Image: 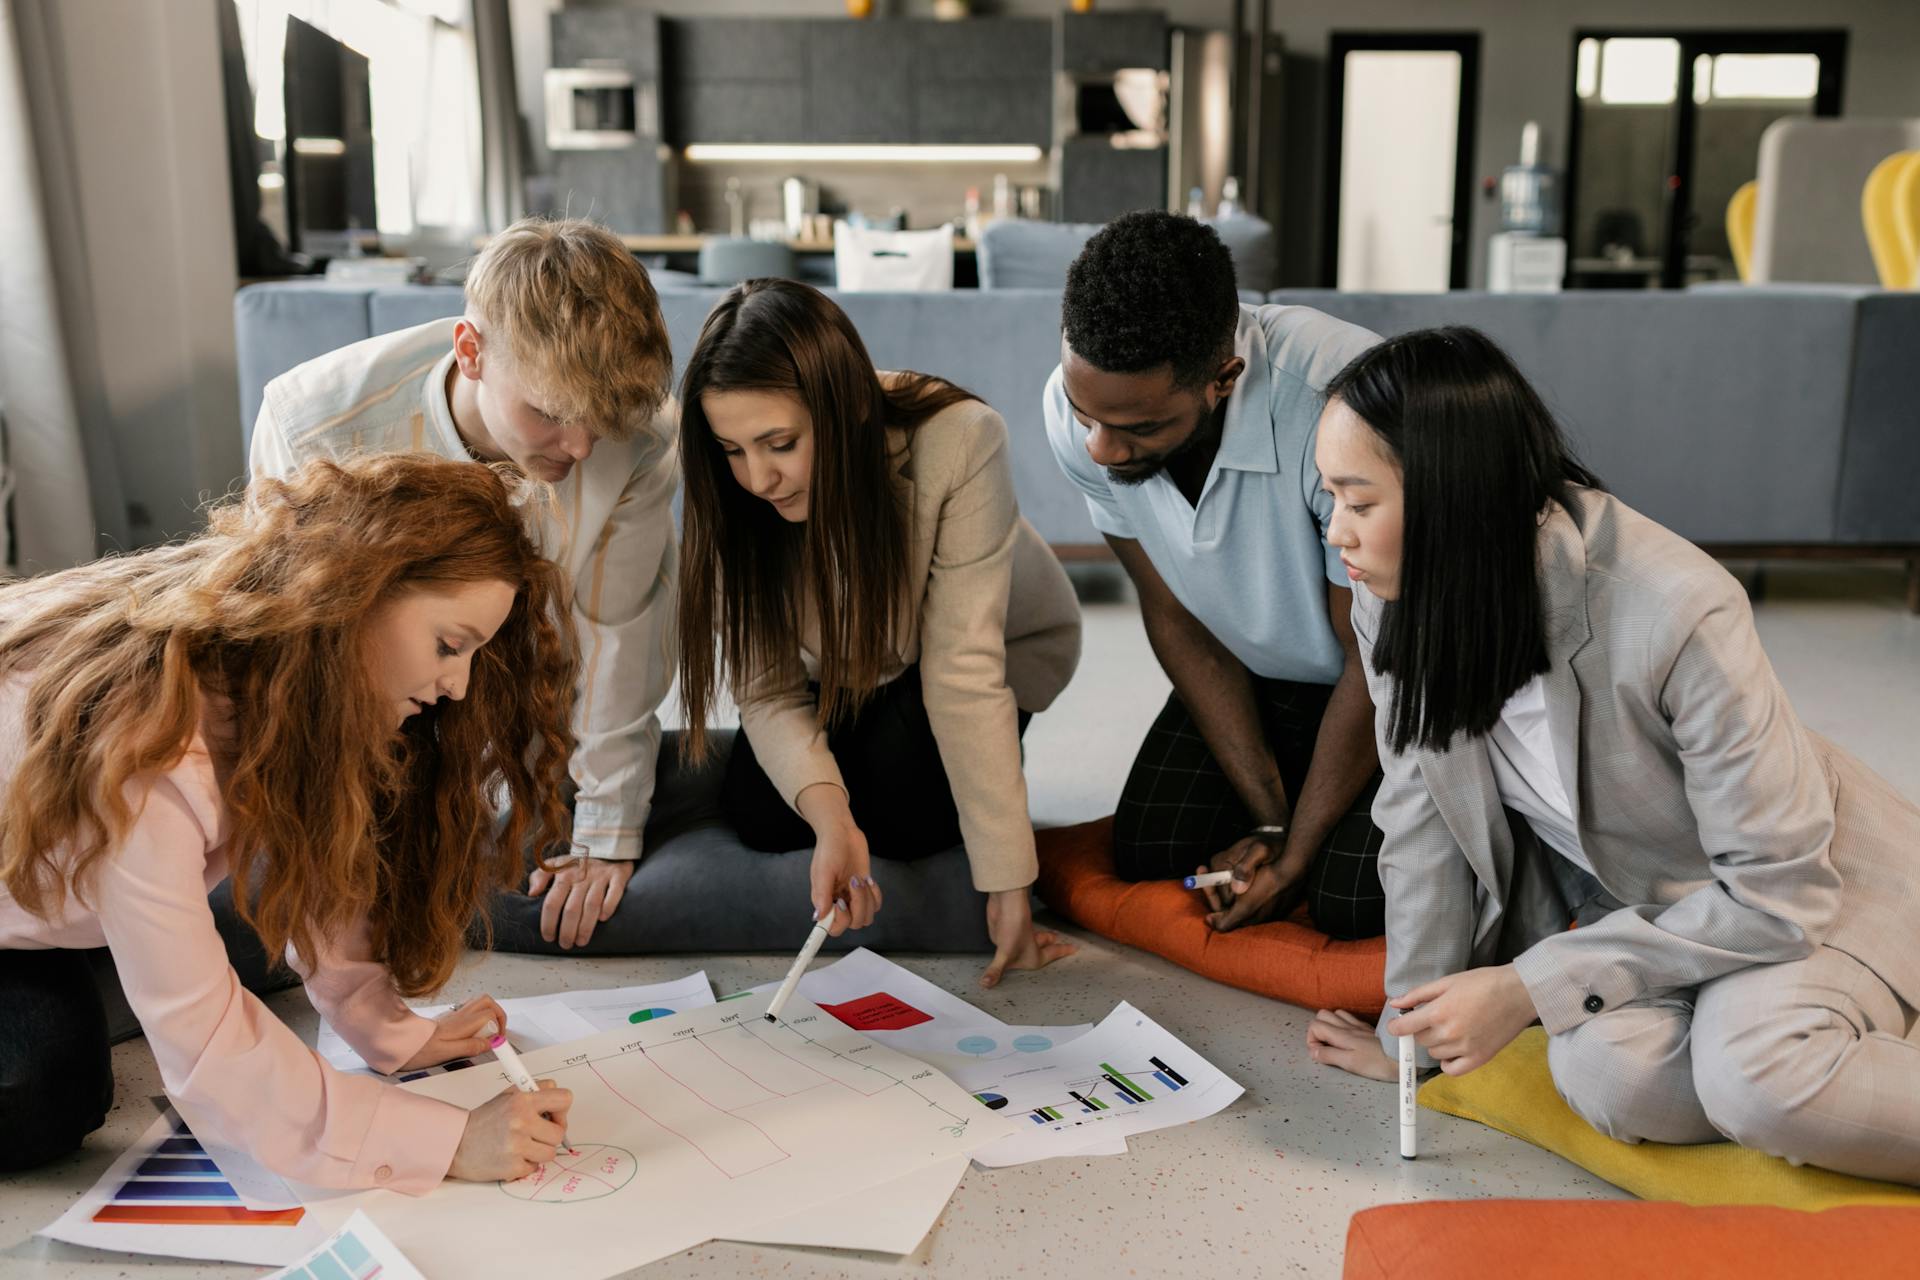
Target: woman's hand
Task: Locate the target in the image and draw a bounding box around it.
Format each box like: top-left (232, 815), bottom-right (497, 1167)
top-left (1306, 1008), bottom-right (1398, 1081)
top-left (1387, 964), bottom-right (1538, 1076)
top-left (980, 888), bottom-right (1077, 989)
top-left (399, 994), bottom-right (508, 1072)
top-left (796, 784), bottom-right (881, 935)
top-left (448, 1082), bottom-right (572, 1182)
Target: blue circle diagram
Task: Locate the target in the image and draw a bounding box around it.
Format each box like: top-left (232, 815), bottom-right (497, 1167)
top-left (956, 1035), bottom-right (998, 1056)
top-left (1012, 1035), bottom-right (1053, 1053)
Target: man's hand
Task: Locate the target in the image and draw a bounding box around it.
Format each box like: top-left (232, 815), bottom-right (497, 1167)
top-left (1387, 965), bottom-right (1539, 1076)
top-left (528, 855), bottom-right (633, 950)
top-left (1198, 833), bottom-right (1307, 932)
top-left (980, 888), bottom-right (1077, 989)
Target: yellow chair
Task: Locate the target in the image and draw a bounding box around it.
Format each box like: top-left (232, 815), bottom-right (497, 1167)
top-left (1862, 150), bottom-right (1920, 288)
top-left (1726, 181), bottom-right (1758, 281)
top-left (1894, 153), bottom-right (1920, 289)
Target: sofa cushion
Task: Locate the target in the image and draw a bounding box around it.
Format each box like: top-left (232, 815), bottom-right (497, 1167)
top-left (1033, 817), bottom-right (1386, 1013)
top-left (486, 731), bottom-right (992, 955)
top-left (1418, 1027), bottom-right (1920, 1209)
top-left (1343, 1201), bottom-right (1920, 1280)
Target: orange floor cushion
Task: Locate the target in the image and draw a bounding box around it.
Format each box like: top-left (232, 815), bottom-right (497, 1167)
top-left (1343, 1200), bottom-right (1920, 1279)
top-left (1034, 817), bottom-right (1387, 1015)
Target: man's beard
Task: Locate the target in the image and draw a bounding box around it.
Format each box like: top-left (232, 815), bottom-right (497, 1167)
top-left (1103, 401), bottom-right (1223, 487)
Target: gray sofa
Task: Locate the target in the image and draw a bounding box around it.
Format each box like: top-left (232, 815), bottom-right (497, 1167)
top-left (235, 280), bottom-right (1920, 555)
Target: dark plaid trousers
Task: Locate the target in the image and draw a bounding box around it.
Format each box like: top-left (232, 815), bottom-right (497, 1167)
top-left (1113, 677), bottom-right (1386, 940)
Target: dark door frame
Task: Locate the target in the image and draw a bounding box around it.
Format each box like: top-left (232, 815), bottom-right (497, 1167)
top-left (1321, 32), bottom-right (1481, 290)
top-left (1563, 28), bottom-right (1847, 289)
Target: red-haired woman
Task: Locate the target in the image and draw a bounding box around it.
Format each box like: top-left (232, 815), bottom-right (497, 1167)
top-left (1, 455), bottom-right (578, 1186)
top-left (676, 279), bottom-right (1083, 989)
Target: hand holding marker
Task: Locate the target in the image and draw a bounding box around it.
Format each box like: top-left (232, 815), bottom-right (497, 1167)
top-left (765, 900), bottom-right (844, 1024)
top-left (490, 1032), bottom-right (569, 1153)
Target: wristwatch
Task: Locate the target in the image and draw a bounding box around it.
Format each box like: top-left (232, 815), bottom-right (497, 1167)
top-left (1251, 824), bottom-right (1288, 840)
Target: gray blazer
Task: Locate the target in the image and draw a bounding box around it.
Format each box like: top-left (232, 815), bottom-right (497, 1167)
top-left (1357, 489), bottom-right (1920, 1059)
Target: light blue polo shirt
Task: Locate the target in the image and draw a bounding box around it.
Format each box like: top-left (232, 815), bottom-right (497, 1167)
top-left (1044, 304), bottom-right (1379, 684)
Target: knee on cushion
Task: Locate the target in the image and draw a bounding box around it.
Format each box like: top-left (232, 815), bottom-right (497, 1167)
top-left (1546, 1009), bottom-right (1710, 1146)
top-left (1691, 1005), bottom-right (1855, 1161)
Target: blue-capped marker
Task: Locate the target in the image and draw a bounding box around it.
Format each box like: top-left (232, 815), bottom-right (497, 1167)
top-left (1184, 870), bottom-right (1235, 890)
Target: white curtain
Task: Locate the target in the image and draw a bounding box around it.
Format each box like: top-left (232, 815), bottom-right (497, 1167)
top-left (0, 0), bottom-right (126, 572)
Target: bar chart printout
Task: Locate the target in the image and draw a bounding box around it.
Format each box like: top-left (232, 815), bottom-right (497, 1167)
top-left (40, 1110), bottom-right (327, 1266)
top-left (957, 1003), bottom-right (1244, 1167)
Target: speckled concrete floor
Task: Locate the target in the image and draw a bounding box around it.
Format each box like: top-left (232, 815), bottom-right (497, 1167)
top-left (3, 563), bottom-right (1914, 1279)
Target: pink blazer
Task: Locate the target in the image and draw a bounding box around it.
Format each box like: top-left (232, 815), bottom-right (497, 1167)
top-left (0, 674), bottom-right (465, 1193)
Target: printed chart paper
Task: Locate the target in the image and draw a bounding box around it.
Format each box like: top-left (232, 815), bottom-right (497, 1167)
top-left (959, 1001), bottom-right (1244, 1167)
top-left (262, 1210), bottom-right (425, 1280)
top-left (314, 971), bottom-right (715, 1076)
top-left (40, 1109), bottom-right (325, 1265)
top-left (784, 950), bottom-right (1127, 1159)
top-left (331, 990), bottom-right (1019, 1280)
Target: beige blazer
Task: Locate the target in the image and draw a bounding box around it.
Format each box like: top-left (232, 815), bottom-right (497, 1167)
top-left (736, 395), bottom-right (1083, 892)
top-left (1355, 488), bottom-right (1920, 1057)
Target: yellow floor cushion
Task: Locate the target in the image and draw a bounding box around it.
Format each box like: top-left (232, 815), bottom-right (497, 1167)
top-left (1417, 1027), bottom-right (1920, 1209)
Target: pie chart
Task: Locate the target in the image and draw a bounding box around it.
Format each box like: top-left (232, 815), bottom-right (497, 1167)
top-left (627, 1008), bottom-right (677, 1023)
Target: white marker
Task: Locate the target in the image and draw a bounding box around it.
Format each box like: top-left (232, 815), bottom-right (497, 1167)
top-left (490, 1033), bottom-right (567, 1151)
top-left (1399, 1035), bottom-right (1417, 1160)
top-left (765, 902), bottom-right (841, 1024)
top-left (1183, 870), bottom-right (1235, 889)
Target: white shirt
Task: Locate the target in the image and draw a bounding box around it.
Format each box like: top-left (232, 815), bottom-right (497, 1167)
top-left (249, 318), bottom-right (679, 861)
top-left (1485, 675), bottom-right (1592, 874)
top-left (1044, 305), bottom-right (1378, 684)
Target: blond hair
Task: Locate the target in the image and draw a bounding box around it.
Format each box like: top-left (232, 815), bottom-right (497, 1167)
top-left (464, 216), bottom-right (672, 441)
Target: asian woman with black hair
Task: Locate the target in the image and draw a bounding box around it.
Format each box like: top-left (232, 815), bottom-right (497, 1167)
top-left (1303, 327), bottom-right (1920, 1184)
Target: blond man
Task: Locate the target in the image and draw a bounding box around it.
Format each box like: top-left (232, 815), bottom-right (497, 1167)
top-left (250, 217), bottom-right (677, 949)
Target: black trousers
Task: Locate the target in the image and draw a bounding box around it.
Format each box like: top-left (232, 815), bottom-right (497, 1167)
top-left (1113, 677), bottom-right (1386, 940)
top-left (0, 948), bottom-right (113, 1172)
top-left (722, 665), bottom-right (1028, 860)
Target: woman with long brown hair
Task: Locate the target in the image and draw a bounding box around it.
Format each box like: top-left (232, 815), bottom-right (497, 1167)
top-left (0, 454), bottom-right (579, 1187)
top-left (678, 279), bottom-right (1082, 989)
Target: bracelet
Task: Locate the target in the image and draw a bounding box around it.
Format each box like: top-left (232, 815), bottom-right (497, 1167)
top-left (1251, 824), bottom-right (1288, 838)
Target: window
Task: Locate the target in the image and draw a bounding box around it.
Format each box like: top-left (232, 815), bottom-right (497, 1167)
top-left (232, 0), bottom-right (482, 241)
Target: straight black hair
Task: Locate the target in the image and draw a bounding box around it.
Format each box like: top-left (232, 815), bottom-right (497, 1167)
top-left (1326, 326), bottom-right (1603, 755)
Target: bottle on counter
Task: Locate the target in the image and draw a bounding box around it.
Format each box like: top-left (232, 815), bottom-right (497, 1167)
top-left (963, 186), bottom-right (982, 241)
top-left (1216, 175), bottom-right (1240, 219)
top-left (1185, 185), bottom-right (1206, 218)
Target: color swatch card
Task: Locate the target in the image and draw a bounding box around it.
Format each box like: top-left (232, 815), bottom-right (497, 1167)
top-left (262, 1210), bottom-right (424, 1280)
top-left (40, 1108), bottom-right (325, 1265)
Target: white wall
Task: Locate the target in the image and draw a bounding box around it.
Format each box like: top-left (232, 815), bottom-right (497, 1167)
top-left (36, 0), bottom-right (242, 545)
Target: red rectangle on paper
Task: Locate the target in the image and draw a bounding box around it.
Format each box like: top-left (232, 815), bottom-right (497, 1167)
top-left (815, 991), bottom-right (933, 1032)
top-left (92, 1205), bottom-right (307, 1227)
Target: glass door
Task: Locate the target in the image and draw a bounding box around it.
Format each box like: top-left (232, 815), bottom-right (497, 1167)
top-left (1565, 30), bottom-right (1846, 289)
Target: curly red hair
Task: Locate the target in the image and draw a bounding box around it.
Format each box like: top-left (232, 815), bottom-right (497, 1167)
top-left (0, 454), bottom-right (578, 996)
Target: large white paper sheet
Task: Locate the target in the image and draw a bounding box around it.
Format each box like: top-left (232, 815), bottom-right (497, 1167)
top-left (962, 1001), bottom-right (1242, 1167)
top-left (321, 991), bottom-right (1017, 1279)
top-left (40, 1109), bottom-right (326, 1265)
top-left (722, 1154), bottom-right (969, 1254)
top-left (262, 1210), bottom-right (425, 1280)
top-left (314, 971), bottom-right (715, 1076)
